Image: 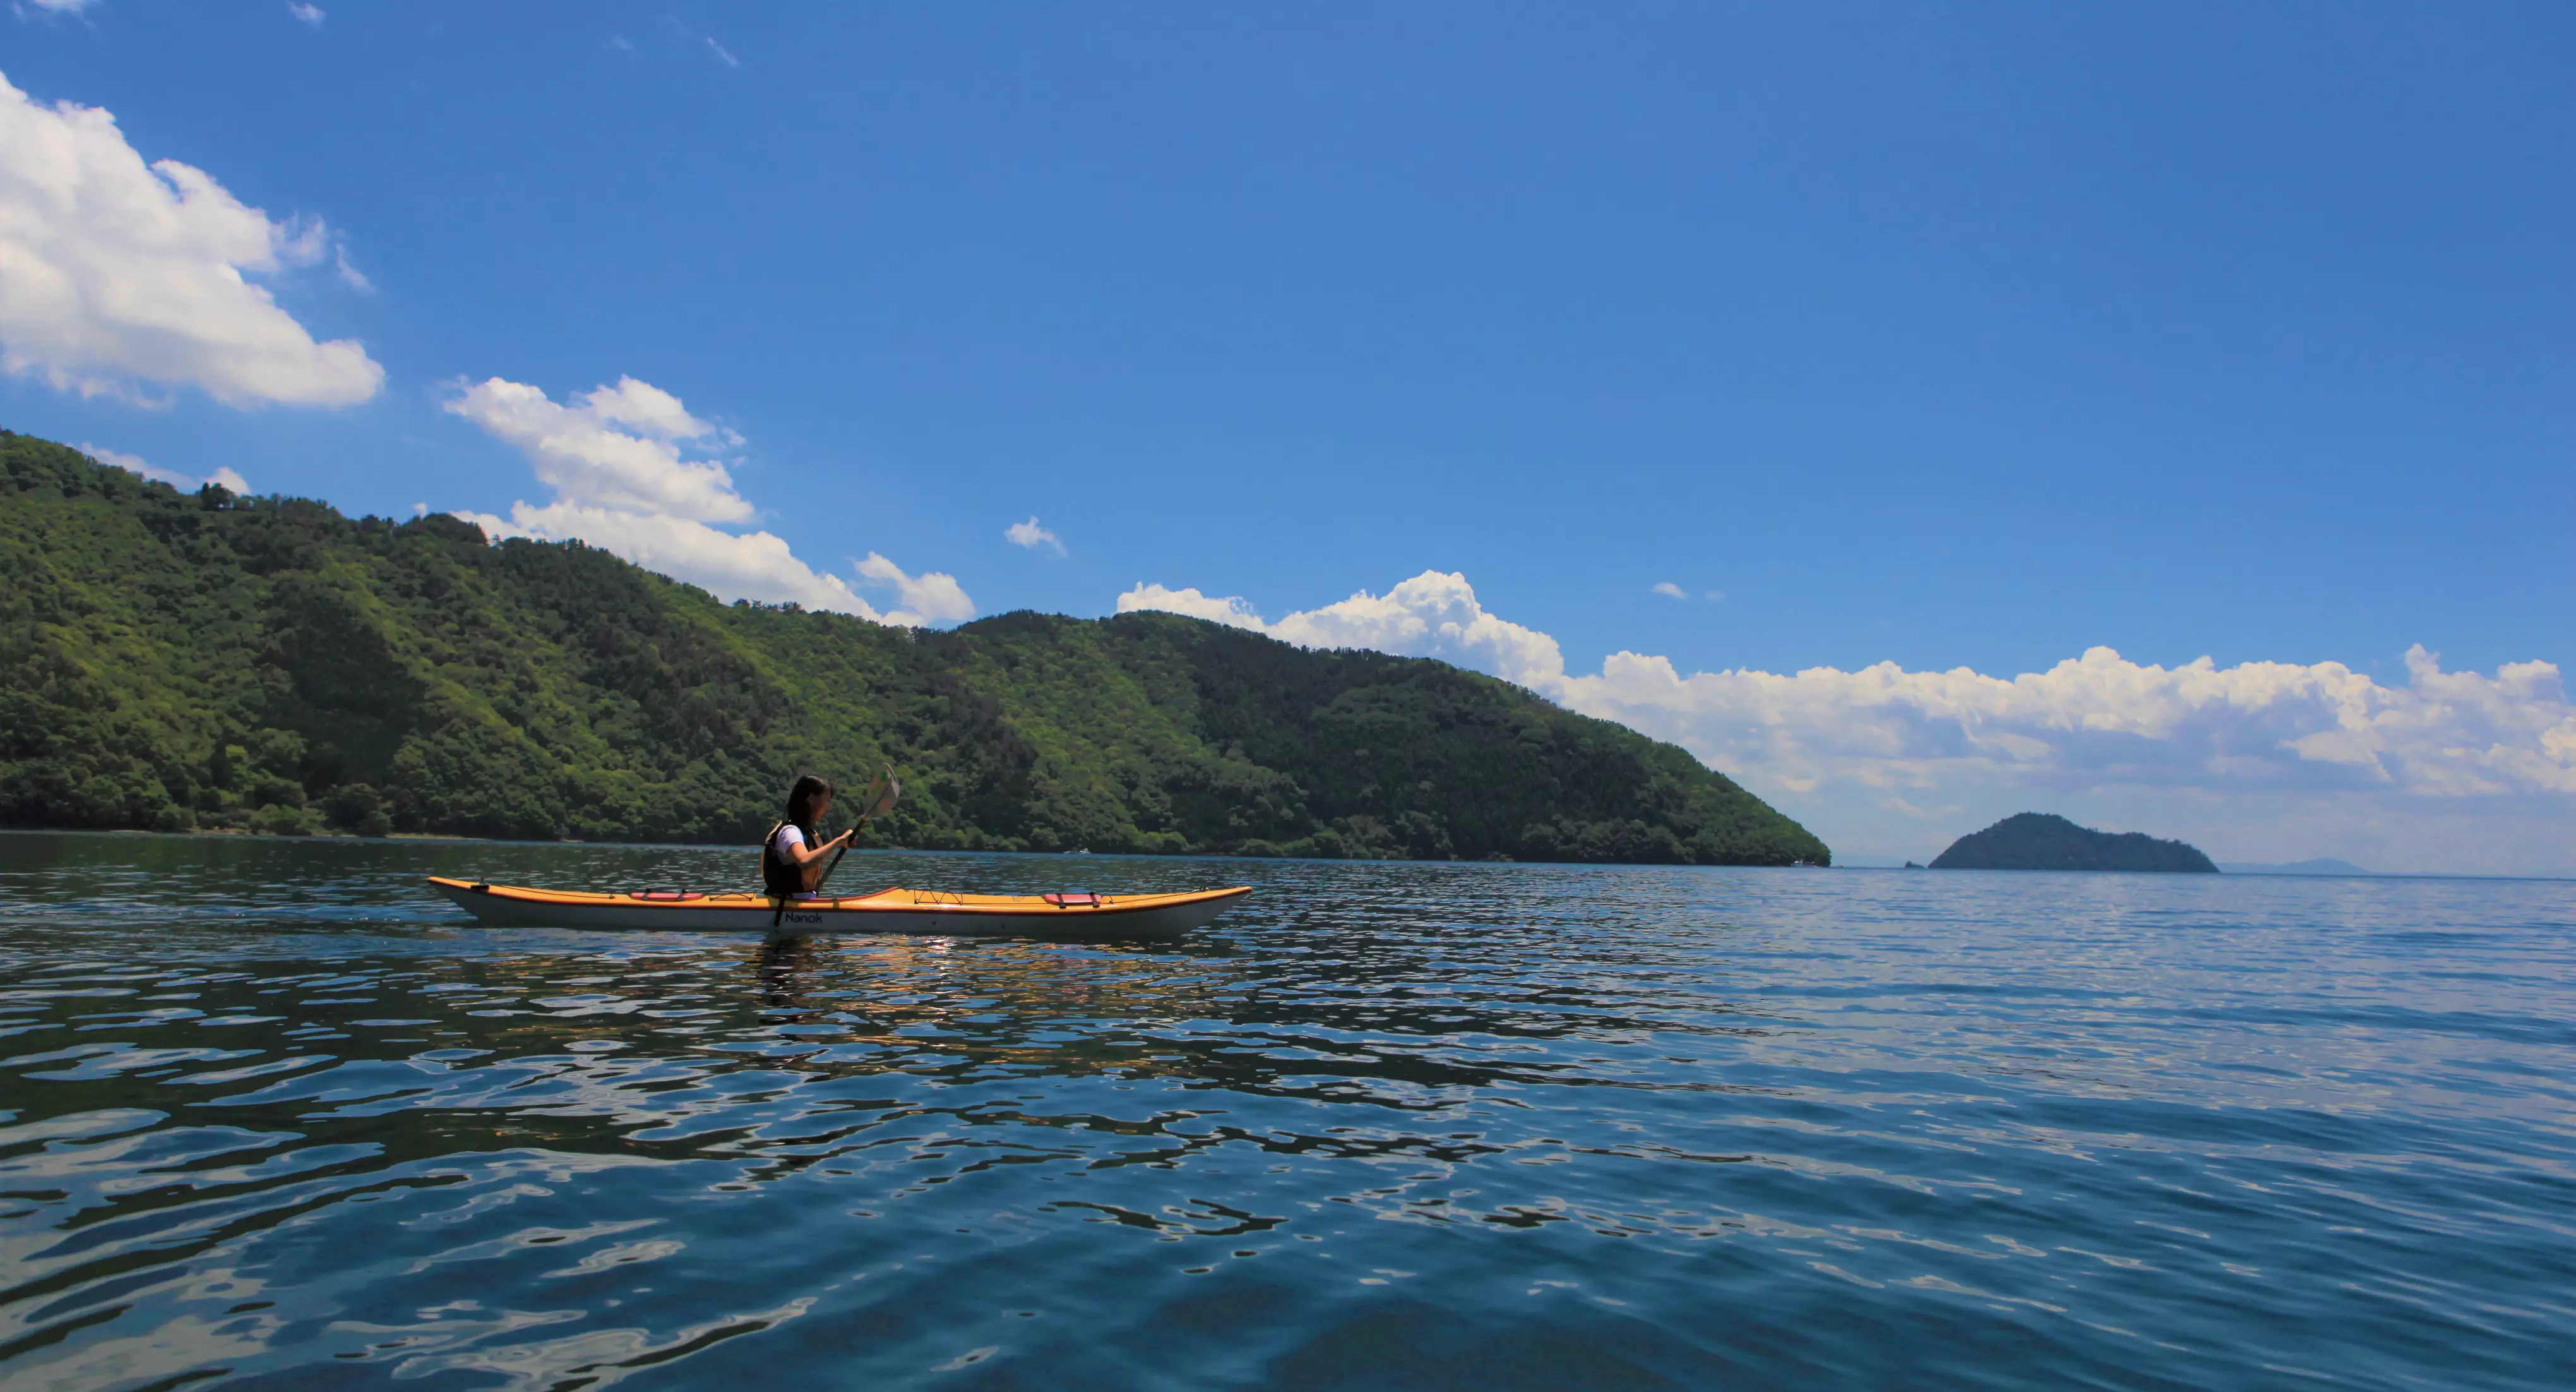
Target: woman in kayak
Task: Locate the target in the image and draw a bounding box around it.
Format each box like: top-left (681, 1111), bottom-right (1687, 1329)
top-left (762, 774), bottom-right (855, 900)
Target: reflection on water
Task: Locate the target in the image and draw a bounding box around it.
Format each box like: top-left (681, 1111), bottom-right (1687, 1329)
top-left (0, 831), bottom-right (2571, 1389)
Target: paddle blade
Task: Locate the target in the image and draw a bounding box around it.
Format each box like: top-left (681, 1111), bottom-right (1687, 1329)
top-left (869, 776), bottom-right (901, 819)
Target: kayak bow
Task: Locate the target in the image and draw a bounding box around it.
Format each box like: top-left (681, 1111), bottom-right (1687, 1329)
top-left (426, 877), bottom-right (1250, 939)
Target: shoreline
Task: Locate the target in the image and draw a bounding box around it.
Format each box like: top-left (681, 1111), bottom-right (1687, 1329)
top-left (2, 827), bottom-right (2568, 884)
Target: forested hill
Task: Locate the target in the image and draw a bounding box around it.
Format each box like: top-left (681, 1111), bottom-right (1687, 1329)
top-left (1930, 813), bottom-right (2215, 873)
top-left (1, 431), bottom-right (1828, 865)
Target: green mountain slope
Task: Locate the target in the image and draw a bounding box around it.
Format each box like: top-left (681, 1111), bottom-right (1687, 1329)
top-left (1, 430), bottom-right (1828, 865)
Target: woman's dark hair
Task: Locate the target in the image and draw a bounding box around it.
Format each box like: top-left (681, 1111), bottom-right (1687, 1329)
top-left (784, 774), bottom-right (835, 831)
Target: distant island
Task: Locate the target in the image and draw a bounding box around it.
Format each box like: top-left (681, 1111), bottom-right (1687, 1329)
top-left (2217, 859), bottom-right (2375, 876)
top-left (0, 430), bottom-right (1828, 866)
top-left (1930, 813), bottom-right (2217, 873)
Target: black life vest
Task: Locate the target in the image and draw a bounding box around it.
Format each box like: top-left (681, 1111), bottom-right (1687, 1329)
top-left (760, 820), bottom-right (818, 899)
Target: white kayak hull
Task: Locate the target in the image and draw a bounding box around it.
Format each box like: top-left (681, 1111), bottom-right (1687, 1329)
top-left (426, 877), bottom-right (1249, 940)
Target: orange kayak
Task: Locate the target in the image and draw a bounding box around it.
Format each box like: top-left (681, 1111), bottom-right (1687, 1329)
top-left (426, 877), bottom-right (1251, 939)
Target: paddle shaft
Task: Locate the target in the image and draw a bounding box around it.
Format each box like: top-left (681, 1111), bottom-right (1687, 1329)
top-left (816, 774), bottom-right (899, 896)
top-left (813, 814), bottom-right (871, 894)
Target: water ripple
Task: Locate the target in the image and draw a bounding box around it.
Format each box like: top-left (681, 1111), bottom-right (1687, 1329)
top-left (0, 833), bottom-right (2569, 1388)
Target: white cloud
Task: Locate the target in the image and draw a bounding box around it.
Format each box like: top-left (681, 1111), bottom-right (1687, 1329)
top-left (77, 441), bottom-right (249, 495)
top-left (286, 3), bottom-right (323, 27)
top-left (1270, 572), bottom-right (1568, 691)
top-left (1006, 515), bottom-right (1066, 556)
top-left (1121, 571), bottom-right (1566, 690)
top-left (447, 376), bottom-right (972, 627)
top-left (461, 500), bottom-right (881, 615)
top-left (706, 37), bottom-right (741, 68)
top-left (75, 440), bottom-right (153, 476)
top-left (1652, 581), bottom-right (1686, 599)
top-left (20, 1), bottom-right (102, 15)
top-left (446, 376), bottom-right (750, 520)
top-left (0, 71), bottom-right (383, 407)
top-left (1116, 583), bottom-right (1268, 630)
top-left (856, 552), bottom-right (977, 625)
top-left (1556, 644), bottom-right (2576, 802)
top-left (1118, 570), bottom-right (2576, 873)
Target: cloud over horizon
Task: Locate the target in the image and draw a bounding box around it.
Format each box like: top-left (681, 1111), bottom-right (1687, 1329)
top-left (1119, 573), bottom-right (1572, 691)
top-left (0, 70), bottom-right (383, 407)
top-left (76, 441), bottom-right (248, 496)
top-left (446, 376), bottom-right (972, 627)
top-left (1119, 573), bottom-right (2576, 873)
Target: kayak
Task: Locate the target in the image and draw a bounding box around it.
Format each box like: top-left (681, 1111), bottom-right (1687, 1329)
top-left (426, 876), bottom-right (1251, 940)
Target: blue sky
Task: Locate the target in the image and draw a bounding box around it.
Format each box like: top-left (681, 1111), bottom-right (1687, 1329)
top-left (4, 3), bottom-right (2570, 872)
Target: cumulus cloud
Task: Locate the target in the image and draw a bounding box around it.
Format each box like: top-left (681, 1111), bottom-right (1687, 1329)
top-left (78, 441), bottom-right (248, 495)
top-left (1652, 581), bottom-right (1686, 599)
top-left (1119, 570), bottom-right (2576, 871)
top-left (1119, 572), bottom-right (1566, 690)
top-left (76, 440), bottom-right (155, 477)
top-left (857, 551), bottom-right (976, 625)
top-left (1006, 515), bottom-right (1066, 556)
top-left (1116, 583), bottom-right (1267, 630)
top-left (457, 498), bottom-right (880, 615)
top-left (1557, 643), bottom-right (2576, 803)
top-left (447, 376), bottom-right (972, 627)
top-left (0, 71), bottom-right (382, 407)
top-left (446, 376), bottom-right (751, 521)
top-left (287, 3), bottom-right (323, 27)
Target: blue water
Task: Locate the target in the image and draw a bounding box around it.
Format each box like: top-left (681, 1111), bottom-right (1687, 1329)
top-left (0, 832), bottom-right (2569, 1390)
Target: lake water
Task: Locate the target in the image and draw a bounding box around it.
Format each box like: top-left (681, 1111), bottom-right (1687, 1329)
top-left (1, 832), bottom-right (2569, 1391)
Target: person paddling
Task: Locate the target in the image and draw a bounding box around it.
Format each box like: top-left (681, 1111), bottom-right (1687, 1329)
top-left (762, 774), bottom-right (855, 901)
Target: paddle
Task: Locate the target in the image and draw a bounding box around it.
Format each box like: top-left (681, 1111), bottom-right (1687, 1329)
top-left (814, 765), bottom-right (900, 897)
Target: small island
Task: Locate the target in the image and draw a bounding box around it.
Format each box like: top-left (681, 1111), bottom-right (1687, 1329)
top-left (1929, 813), bottom-right (2217, 873)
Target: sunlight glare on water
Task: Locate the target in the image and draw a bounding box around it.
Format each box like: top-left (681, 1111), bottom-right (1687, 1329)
top-left (0, 832), bottom-right (2570, 1389)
